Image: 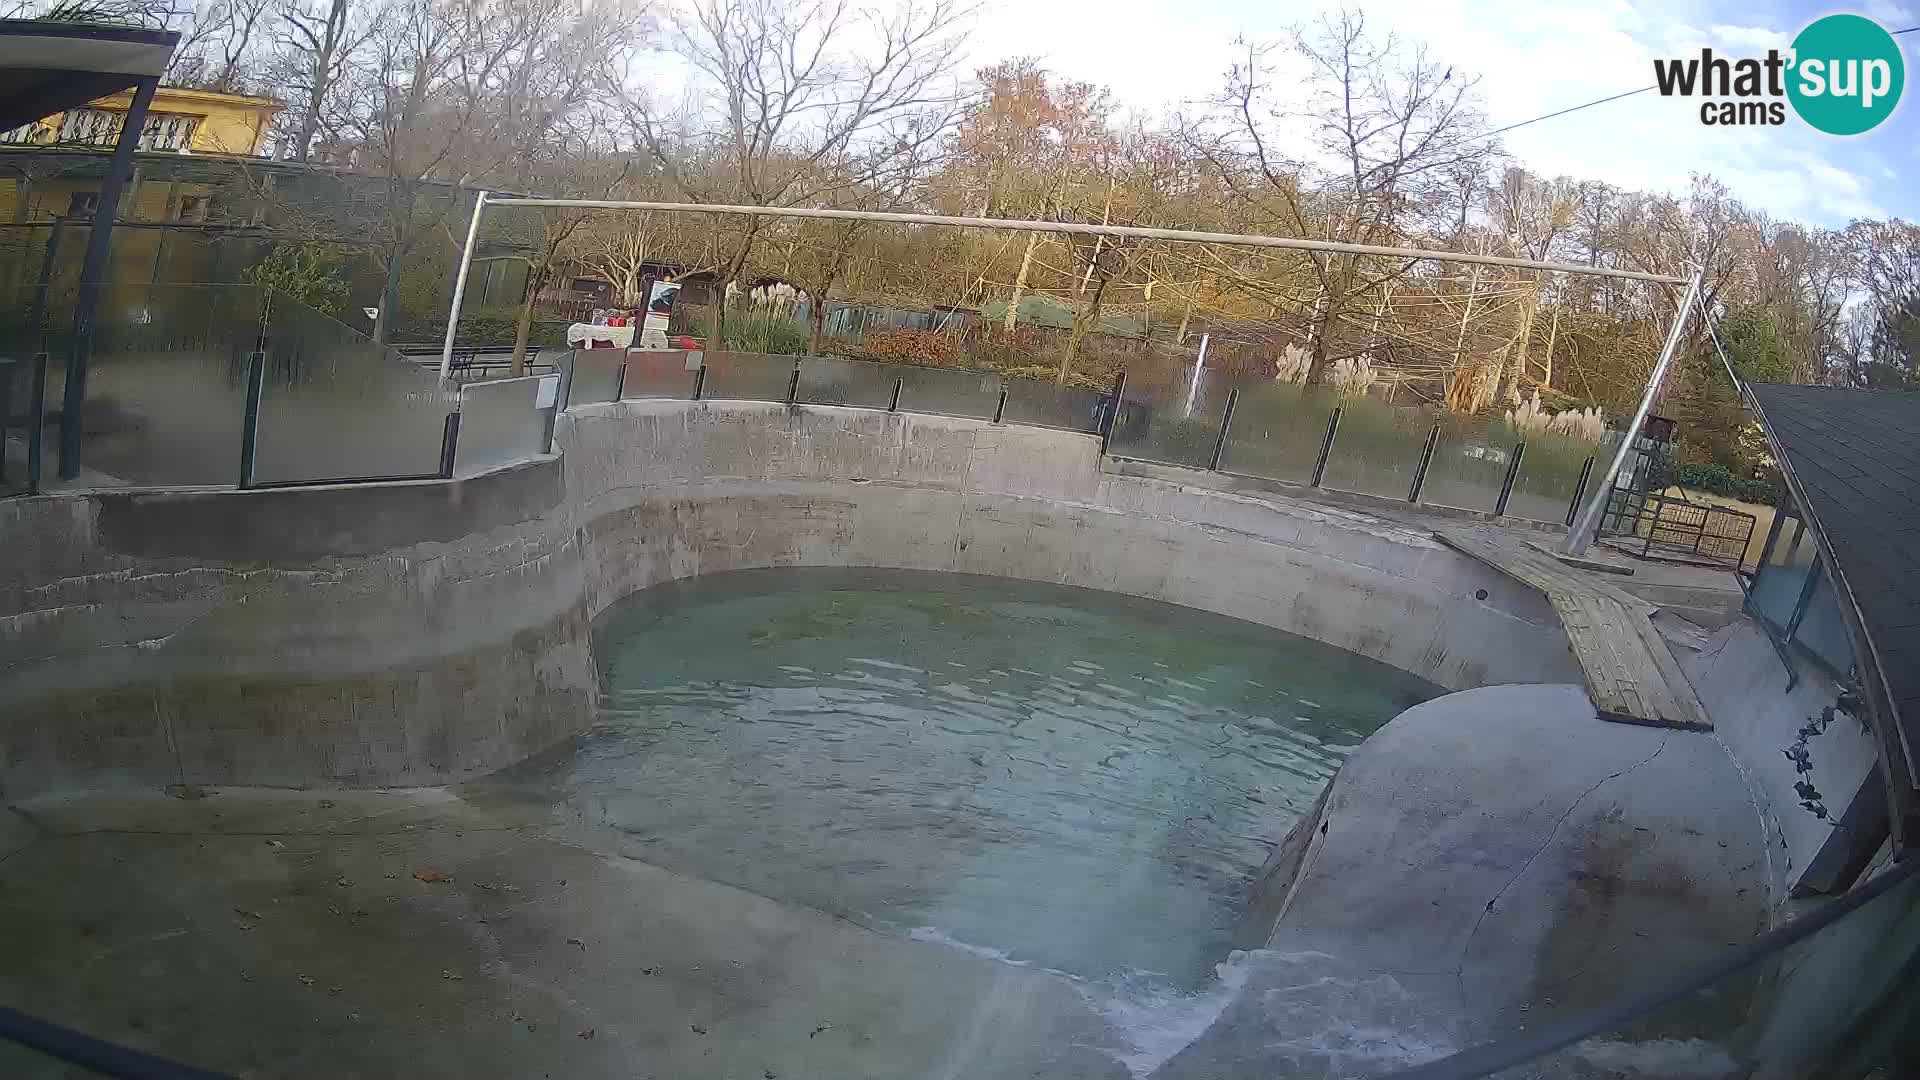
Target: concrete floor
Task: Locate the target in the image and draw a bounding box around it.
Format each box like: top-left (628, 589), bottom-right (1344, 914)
top-left (0, 787), bottom-right (1126, 1080)
top-left (0, 686), bottom-right (1778, 1080)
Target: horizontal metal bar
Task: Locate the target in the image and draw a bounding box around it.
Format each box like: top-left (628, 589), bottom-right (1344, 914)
top-left (481, 198), bottom-right (1689, 285)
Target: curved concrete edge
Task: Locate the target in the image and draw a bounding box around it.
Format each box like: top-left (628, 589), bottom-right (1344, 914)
top-left (4, 399), bottom-right (1585, 796)
top-left (0, 458), bottom-right (596, 798)
top-left (1207, 683), bottom-right (1771, 1062)
top-left (559, 400), bottom-right (1583, 692)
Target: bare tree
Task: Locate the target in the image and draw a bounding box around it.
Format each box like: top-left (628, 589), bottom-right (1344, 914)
top-left (268, 0), bottom-right (369, 162)
top-left (1203, 10), bottom-right (1495, 384)
top-left (165, 0), bottom-right (271, 90)
top-left (615, 0), bottom-right (971, 348)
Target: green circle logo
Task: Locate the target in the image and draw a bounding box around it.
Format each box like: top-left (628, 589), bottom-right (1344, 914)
top-left (1787, 14), bottom-right (1905, 135)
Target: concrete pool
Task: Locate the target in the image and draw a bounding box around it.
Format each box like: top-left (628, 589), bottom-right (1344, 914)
top-left (0, 398), bottom-right (1807, 1077)
top-left (557, 567), bottom-right (1439, 985)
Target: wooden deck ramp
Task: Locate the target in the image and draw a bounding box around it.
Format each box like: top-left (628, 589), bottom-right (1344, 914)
top-left (1434, 527), bottom-right (1712, 730)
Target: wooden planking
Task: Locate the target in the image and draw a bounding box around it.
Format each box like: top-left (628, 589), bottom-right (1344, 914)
top-left (1435, 527), bottom-right (1711, 730)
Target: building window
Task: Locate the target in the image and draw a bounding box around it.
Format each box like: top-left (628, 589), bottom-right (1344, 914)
top-left (66, 191), bottom-right (99, 218)
top-left (176, 194), bottom-right (211, 223)
top-left (54, 109), bottom-right (201, 151)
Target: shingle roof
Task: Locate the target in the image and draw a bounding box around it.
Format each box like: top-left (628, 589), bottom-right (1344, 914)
top-left (1745, 383), bottom-right (1920, 781)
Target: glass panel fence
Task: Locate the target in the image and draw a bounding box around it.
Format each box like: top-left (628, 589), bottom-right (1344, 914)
top-left (1219, 381), bottom-right (1341, 484)
top-left (562, 348), bottom-right (624, 406)
top-left (619, 349), bottom-right (698, 400)
top-left (797, 355), bottom-right (897, 410)
top-left (1421, 417), bottom-right (1518, 513)
top-left (1003, 377), bottom-right (1104, 432)
top-left (1749, 514), bottom-right (1815, 632)
top-left (1319, 396), bottom-right (1431, 500)
top-left (252, 294), bottom-right (456, 485)
top-left (895, 365), bottom-right (1003, 420)
top-left (1107, 366), bottom-right (1236, 469)
top-left (699, 351), bottom-right (796, 402)
top-left (0, 285), bottom-right (57, 495)
top-left (1794, 570), bottom-right (1854, 673)
top-left (1507, 432), bottom-right (1606, 525)
top-left (455, 375), bottom-right (549, 478)
top-left (43, 282), bottom-right (260, 490)
top-left (1462, 861), bottom-right (1920, 1080)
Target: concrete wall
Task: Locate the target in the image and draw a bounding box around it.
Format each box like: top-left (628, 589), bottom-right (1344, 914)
top-left (3, 398), bottom-right (1585, 796)
top-left (564, 400), bottom-right (1581, 692)
top-left (0, 460), bottom-right (594, 798)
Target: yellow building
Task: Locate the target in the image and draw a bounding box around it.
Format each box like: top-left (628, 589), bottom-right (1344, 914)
top-left (0, 85), bottom-right (283, 157)
top-left (1, 87), bottom-right (288, 291)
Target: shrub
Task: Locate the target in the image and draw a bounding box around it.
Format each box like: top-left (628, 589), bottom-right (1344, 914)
top-left (244, 244), bottom-right (351, 317)
top-left (689, 312), bottom-right (809, 355)
top-left (1674, 461), bottom-right (1780, 506)
top-left (854, 328), bottom-right (963, 366)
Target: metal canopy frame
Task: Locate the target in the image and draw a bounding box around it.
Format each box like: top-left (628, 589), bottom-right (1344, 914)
top-left (449, 196), bottom-right (1702, 554)
top-left (1, 18), bottom-right (179, 490)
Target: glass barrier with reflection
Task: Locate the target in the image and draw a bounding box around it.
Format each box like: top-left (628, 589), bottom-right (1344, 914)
top-left (1003, 377), bottom-right (1104, 433)
top-left (699, 351), bottom-right (797, 402)
top-left (44, 282), bottom-right (261, 489)
top-left (797, 355), bottom-right (898, 410)
top-left (1506, 433), bottom-right (1606, 525)
top-left (251, 294), bottom-right (456, 485)
top-left (1219, 381), bottom-right (1341, 483)
top-left (1427, 860), bottom-right (1920, 1080)
top-left (1420, 418), bottom-right (1518, 513)
top-left (561, 348), bottom-right (625, 407)
top-left (1107, 368), bottom-right (1237, 469)
top-left (455, 375), bottom-right (551, 477)
top-left (1319, 397), bottom-right (1432, 500)
top-left (895, 365), bottom-right (1003, 420)
top-left (619, 350), bottom-right (699, 400)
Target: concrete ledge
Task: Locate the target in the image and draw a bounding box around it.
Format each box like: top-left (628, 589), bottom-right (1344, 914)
top-left (6, 399), bottom-right (1591, 796)
top-left (560, 401), bottom-right (1584, 692)
top-left (1, 459), bottom-right (594, 799)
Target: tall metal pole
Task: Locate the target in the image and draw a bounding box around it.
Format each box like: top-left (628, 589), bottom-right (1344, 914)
top-left (1565, 268), bottom-right (1704, 556)
top-left (1183, 333), bottom-right (1210, 417)
top-left (59, 76), bottom-right (158, 480)
top-left (481, 197), bottom-right (1690, 285)
top-left (439, 190), bottom-right (488, 382)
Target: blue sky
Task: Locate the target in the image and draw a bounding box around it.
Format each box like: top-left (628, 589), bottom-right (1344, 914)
top-left (966, 0), bottom-right (1919, 226)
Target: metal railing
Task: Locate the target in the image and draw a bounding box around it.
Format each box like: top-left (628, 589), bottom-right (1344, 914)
top-left (1600, 489), bottom-right (1758, 571)
top-left (1, 285), bottom-right (558, 496)
top-left (7, 316), bottom-right (1615, 529)
top-left (547, 349), bottom-right (1614, 526)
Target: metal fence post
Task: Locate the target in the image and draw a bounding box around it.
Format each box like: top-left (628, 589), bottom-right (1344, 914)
top-left (0, 356), bottom-right (11, 485)
top-left (888, 377), bottom-right (903, 412)
top-left (25, 351), bottom-right (47, 494)
top-left (1565, 456), bottom-right (1595, 527)
top-left (1310, 406), bottom-right (1343, 488)
top-left (1207, 387), bottom-right (1239, 471)
top-left (1408, 423), bottom-right (1441, 503)
top-left (692, 363), bottom-right (707, 400)
top-left (1098, 370), bottom-right (1127, 452)
top-left (439, 411), bottom-right (462, 478)
top-left (1495, 441), bottom-right (1527, 516)
top-left (993, 386), bottom-right (1008, 424)
top-left (237, 347), bottom-right (267, 488)
top-left (785, 359), bottom-right (801, 405)
top-left (612, 357), bottom-right (627, 401)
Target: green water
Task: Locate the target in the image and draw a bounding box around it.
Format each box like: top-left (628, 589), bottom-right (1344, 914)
top-left (578, 568), bottom-right (1439, 985)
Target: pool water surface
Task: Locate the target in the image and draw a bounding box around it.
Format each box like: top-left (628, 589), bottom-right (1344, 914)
top-left (560, 569), bottom-right (1439, 986)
